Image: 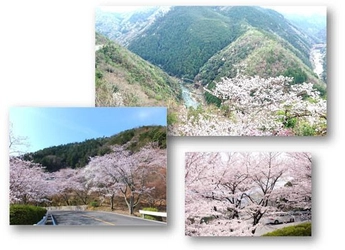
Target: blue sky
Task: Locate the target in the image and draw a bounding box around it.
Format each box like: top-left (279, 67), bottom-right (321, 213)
top-left (9, 107), bottom-right (167, 153)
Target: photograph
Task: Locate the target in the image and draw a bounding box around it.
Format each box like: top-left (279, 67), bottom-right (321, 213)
top-left (95, 6), bottom-right (327, 136)
top-left (185, 152), bottom-right (312, 236)
top-left (9, 107), bottom-right (167, 226)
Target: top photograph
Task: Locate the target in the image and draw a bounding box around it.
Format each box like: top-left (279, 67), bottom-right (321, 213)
top-left (95, 6), bottom-right (327, 136)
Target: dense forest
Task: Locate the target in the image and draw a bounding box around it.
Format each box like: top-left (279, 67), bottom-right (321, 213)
top-left (128, 6), bottom-right (242, 79)
top-left (23, 125), bottom-right (166, 172)
top-left (127, 6), bottom-right (314, 80)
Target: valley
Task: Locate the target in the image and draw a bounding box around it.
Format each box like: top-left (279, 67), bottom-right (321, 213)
top-left (95, 6), bottom-right (327, 136)
top-left (180, 83), bottom-right (200, 109)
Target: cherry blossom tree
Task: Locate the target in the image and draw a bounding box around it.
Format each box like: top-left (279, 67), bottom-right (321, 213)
top-left (169, 75), bottom-right (326, 136)
top-left (50, 168), bottom-right (77, 205)
top-left (83, 146), bottom-right (125, 211)
top-left (84, 144), bottom-right (166, 214)
top-left (185, 152), bottom-right (312, 236)
top-left (212, 75), bottom-right (326, 134)
top-left (10, 157), bottom-right (55, 205)
top-left (122, 144), bottom-right (166, 214)
top-left (51, 168), bottom-right (91, 205)
top-left (243, 152), bottom-right (292, 228)
top-left (143, 166), bottom-right (167, 208)
top-left (279, 152), bottom-right (312, 210)
top-left (72, 168), bottom-right (93, 205)
top-left (185, 152), bottom-right (256, 236)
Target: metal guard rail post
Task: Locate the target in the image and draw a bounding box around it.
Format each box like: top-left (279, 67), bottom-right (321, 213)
top-left (34, 211), bottom-right (57, 226)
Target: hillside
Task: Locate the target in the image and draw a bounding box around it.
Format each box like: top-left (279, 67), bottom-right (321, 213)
top-left (126, 6), bottom-right (317, 81)
top-left (196, 28), bottom-right (326, 104)
top-left (197, 28), bottom-right (316, 83)
top-left (128, 6), bottom-right (245, 80)
top-left (95, 7), bottom-right (171, 46)
top-left (23, 125), bottom-right (166, 172)
top-left (95, 33), bottom-right (182, 107)
top-left (218, 7), bottom-right (313, 65)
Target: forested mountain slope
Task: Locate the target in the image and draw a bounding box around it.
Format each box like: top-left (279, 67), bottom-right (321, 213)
top-left (128, 6), bottom-right (243, 79)
top-left (95, 33), bottom-right (182, 107)
top-left (23, 125), bottom-right (166, 172)
top-left (96, 6), bottom-right (171, 46)
top-left (126, 6), bottom-right (318, 81)
top-left (196, 28), bottom-right (326, 104)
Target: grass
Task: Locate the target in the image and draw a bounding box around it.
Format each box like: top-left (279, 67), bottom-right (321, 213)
top-left (262, 222), bottom-right (312, 236)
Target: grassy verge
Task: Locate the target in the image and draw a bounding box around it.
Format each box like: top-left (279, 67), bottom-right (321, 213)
top-left (262, 222), bottom-right (312, 236)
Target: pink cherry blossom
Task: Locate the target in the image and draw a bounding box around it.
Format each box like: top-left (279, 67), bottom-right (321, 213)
top-left (169, 75), bottom-right (326, 136)
top-left (185, 152), bottom-right (312, 236)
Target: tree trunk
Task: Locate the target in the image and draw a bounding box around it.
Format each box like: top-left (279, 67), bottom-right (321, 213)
top-left (110, 194), bottom-right (114, 211)
top-left (129, 195), bottom-right (134, 215)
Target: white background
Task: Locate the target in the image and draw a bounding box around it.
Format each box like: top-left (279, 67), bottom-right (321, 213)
top-left (0, 0), bottom-right (343, 248)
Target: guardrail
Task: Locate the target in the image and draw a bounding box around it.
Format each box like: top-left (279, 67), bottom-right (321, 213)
top-left (46, 205), bottom-right (87, 211)
top-left (34, 212), bottom-right (56, 226)
top-left (139, 210), bottom-right (167, 221)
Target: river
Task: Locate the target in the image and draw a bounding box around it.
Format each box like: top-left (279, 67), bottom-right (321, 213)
top-left (310, 44), bottom-right (326, 79)
top-left (180, 83), bottom-right (200, 108)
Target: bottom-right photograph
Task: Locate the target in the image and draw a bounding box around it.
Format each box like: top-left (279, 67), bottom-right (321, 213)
top-left (185, 152), bottom-right (312, 237)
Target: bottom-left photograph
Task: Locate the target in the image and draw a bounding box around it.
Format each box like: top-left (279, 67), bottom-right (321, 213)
top-left (9, 107), bottom-right (167, 226)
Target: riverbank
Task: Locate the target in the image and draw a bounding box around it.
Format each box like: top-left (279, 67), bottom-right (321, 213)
top-left (310, 43), bottom-right (326, 79)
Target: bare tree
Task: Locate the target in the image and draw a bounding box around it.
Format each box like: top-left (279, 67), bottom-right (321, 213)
top-left (9, 122), bottom-right (30, 156)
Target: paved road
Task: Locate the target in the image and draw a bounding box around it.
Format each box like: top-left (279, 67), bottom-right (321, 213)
top-left (48, 210), bottom-right (166, 226)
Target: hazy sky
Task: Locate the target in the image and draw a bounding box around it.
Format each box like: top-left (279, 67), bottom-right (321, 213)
top-left (98, 6), bottom-right (150, 13)
top-left (9, 107), bottom-right (167, 153)
top-left (264, 6), bottom-right (326, 16)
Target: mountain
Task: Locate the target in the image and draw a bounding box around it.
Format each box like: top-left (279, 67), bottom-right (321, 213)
top-left (128, 6), bottom-right (244, 80)
top-left (282, 13), bottom-right (327, 43)
top-left (95, 33), bottom-right (182, 107)
top-left (122, 6), bottom-right (326, 104)
top-left (215, 6), bottom-right (313, 65)
top-left (280, 12), bottom-right (327, 84)
top-left (126, 6), bottom-right (318, 80)
top-left (196, 27), bottom-right (326, 104)
top-left (95, 6), bottom-right (171, 46)
top-left (23, 125), bottom-right (166, 172)
top-left (96, 6), bottom-right (327, 92)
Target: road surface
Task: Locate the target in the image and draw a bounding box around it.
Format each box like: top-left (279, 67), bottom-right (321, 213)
top-left (48, 210), bottom-right (166, 226)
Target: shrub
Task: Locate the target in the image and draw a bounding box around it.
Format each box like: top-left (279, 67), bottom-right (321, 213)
top-left (10, 205), bottom-right (47, 225)
top-left (90, 201), bottom-right (99, 208)
top-left (95, 70), bottom-right (103, 80)
top-left (167, 112), bottom-right (178, 125)
top-left (142, 207), bottom-right (159, 221)
top-left (294, 122), bottom-right (317, 136)
top-left (283, 68), bottom-right (307, 84)
top-left (262, 222), bottom-right (312, 236)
